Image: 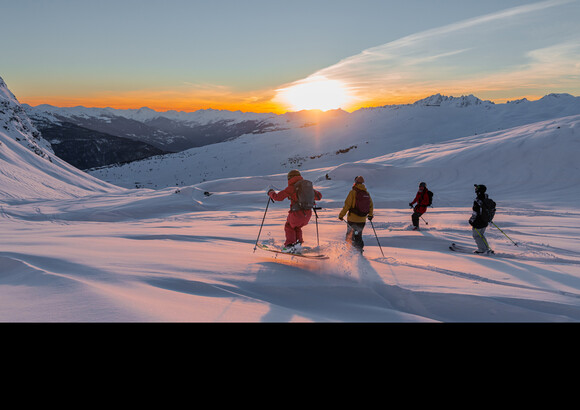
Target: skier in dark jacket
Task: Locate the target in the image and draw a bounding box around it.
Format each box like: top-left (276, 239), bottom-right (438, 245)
top-left (409, 182), bottom-right (430, 230)
top-left (469, 184), bottom-right (494, 254)
top-left (268, 169), bottom-right (322, 253)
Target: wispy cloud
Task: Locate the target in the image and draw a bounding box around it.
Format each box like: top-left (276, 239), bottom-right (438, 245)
top-left (276, 0), bottom-right (580, 109)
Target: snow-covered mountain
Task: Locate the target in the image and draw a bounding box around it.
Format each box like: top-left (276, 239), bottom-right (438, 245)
top-left (2, 74), bottom-right (580, 322)
top-left (87, 92), bottom-right (580, 200)
top-left (0, 77), bottom-right (122, 201)
top-left (23, 103), bottom-right (332, 153)
top-left (24, 102), bottom-right (350, 169)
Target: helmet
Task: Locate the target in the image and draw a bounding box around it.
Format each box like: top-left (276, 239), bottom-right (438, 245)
top-left (474, 184), bottom-right (487, 193)
top-left (354, 176), bottom-right (365, 184)
top-left (419, 182), bottom-right (426, 188)
top-left (287, 169), bottom-right (301, 179)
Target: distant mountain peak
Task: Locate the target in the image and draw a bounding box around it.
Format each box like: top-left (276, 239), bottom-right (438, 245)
top-left (413, 93), bottom-right (493, 107)
top-left (539, 92), bottom-right (575, 100)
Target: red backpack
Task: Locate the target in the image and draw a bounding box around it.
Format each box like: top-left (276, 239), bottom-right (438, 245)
top-left (350, 187), bottom-right (371, 216)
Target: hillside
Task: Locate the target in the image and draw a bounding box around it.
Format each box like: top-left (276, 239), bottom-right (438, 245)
top-left (39, 121), bottom-right (168, 170)
top-left (0, 77), bottom-right (123, 201)
top-left (87, 93), bottom-right (580, 200)
top-left (24, 103), bottom-right (298, 152)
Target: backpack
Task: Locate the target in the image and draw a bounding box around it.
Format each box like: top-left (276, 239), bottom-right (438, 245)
top-left (427, 190), bottom-right (433, 206)
top-left (350, 188), bottom-right (371, 217)
top-left (292, 179), bottom-right (315, 211)
top-left (482, 197), bottom-right (496, 222)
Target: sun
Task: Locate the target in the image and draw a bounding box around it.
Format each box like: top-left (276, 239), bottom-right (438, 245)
top-left (274, 76), bottom-right (353, 112)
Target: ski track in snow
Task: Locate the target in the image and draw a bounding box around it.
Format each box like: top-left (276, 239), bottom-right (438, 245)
top-left (2, 203), bottom-right (580, 322)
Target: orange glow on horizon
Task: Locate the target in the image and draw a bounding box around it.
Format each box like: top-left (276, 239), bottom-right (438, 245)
top-left (16, 90), bottom-right (550, 114)
top-left (19, 94), bottom-right (288, 114)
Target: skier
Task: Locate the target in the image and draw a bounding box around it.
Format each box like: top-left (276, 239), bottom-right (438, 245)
top-left (267, 170), bottom-right (322, 253)
top-left (409, 182), bottom-right (431, 230)
top-left (338, 176), bottom-right (374, 253)
top-left (469, 184), bottom-right (495, 254)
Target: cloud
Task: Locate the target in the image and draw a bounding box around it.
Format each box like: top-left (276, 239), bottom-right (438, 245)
top-left (276, 0), bottom-right (580, 109)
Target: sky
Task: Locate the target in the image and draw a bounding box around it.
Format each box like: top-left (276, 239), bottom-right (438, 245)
top-left (1, 0), bottom-right (579, 113)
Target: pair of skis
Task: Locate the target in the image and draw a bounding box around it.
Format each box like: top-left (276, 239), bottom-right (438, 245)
top-left (259, 242), bottom-right (495, 259)
top-left (254, 197), bottom-right (328, 260)
top-left (449, 242), bottom-right (495, 255)
top-left (256, 243), bottom-right (329, 259)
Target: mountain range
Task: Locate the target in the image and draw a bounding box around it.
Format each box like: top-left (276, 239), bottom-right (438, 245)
top-left (56, 92), bottom-right (580, 191)
top-left (23, 103), bottom-right (344, 169)
top-left (22, 92), bottom-right (580, 188)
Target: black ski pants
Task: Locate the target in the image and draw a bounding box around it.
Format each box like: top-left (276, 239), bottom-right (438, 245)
top-left (346, 221), bottom-right (366, 252)
top-left (412, 211), bottom-right (424, 227)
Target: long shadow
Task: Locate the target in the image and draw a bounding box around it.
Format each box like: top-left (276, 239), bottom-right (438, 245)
top-left (123, 234), bottom-right (254, 245)
top-left (247, 257), bottom-right (426, 322)
top-left (243, 243), bottom-right (441, 322)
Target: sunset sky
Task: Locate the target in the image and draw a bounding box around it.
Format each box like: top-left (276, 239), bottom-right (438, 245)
top-left (2, 0), bottom-right (579, 113)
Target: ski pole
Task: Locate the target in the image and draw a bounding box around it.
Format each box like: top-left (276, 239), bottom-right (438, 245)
top-left (491, 222), bottom-right (518, 246)
top-left (313, 207), bottom-right (321, 248)
top-left (473, 227), bottom-right (491, 250)
top-left (410, 206), bottom-right (428, 225)
top-left (254, 197), bottom-right (272, 252)
top-left (369, 219), bottom-right (385, 258)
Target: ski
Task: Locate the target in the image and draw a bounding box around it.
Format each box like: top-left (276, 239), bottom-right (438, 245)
top-left (449, 242), bottom-right (495, 255)
top-left (256, 243), bottom-right (329, 259)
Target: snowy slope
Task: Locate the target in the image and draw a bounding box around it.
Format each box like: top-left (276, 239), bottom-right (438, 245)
top-left (1, 75), bottom-right (580, 322)
top-left (0, 77), bottom-right (123, 201)
top-left (88, 93), bottom-right (580, 195)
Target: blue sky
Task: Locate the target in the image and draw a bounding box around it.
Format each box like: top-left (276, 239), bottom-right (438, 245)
top-left (1, 0), bottom-right (579, 112)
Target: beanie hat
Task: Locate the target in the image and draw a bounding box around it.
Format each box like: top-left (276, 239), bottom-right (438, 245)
top-left (287, 169), bottom-right (301, 179)
top-left (419, 182), bottom-right (426, 188)
top-left (354, 176), bottom-right (365, 184)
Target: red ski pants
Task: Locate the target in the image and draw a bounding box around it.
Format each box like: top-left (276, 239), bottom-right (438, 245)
top-left (284, 210), bottom-right (312, 246)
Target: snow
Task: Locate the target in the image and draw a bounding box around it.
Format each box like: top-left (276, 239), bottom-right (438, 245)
top-left (2, 75), bottom-right (580, 322)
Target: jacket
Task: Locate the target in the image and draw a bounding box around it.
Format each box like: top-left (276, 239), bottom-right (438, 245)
top-left (469, 193), bottom-right (489, 229)
top-left (269, 175), bottom-right (322, 211)
top-left (339, 183), bottom-right (374, 223)
top-left (410, 189), bottom-right (430, 214)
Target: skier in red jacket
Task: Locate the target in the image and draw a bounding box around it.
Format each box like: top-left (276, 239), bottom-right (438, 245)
top-left (268, 170), bottom-right (322, 253)
top-left (409, 182), bottom-right (431, 230)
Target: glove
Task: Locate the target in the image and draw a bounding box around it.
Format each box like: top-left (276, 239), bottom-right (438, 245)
top-left (338, 216), bottom-right (344, 221)
top-left (367, 215), bottom-right (373, 221)
top-left (267, 189), bottom-right (275, 201)
top-left (409, 203), bottom-right (413, 207)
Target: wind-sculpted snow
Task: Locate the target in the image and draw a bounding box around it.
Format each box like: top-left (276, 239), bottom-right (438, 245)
top-left (2, 75), bottom-right (580, 321)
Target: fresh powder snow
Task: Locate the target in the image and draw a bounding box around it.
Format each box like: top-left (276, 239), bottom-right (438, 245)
top-left (1, 75), bottom-right (580, 322)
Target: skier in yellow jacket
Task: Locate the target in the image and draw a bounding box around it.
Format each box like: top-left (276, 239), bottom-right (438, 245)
top-left (338, 176), bottom-right (374, 253)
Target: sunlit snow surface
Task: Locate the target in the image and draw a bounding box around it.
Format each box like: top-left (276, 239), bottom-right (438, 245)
top-left (2, 76), bottom-right (580, 321)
